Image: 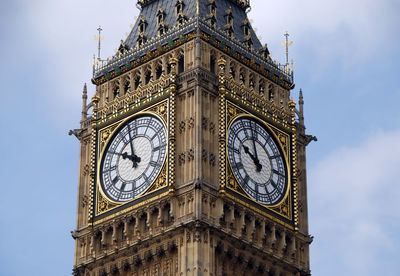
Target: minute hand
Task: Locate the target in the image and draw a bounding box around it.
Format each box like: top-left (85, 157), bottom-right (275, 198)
top-left (250, 125), bottom-right (259, 160)
top-left (126, 124), bottom-right (141, 167)
top-left (243, 145), bottom-right (262, 172)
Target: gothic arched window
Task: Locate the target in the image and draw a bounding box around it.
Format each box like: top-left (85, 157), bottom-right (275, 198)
top-left (178, 55), bottom-right (184, 73)
top-left (268, 84), bottom-right (275, 101)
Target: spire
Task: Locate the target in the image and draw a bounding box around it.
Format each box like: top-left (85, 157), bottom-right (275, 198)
top-left (298, 88), bottom-right (304, 126)
top-left (82, 83), bottom-right (88, 120)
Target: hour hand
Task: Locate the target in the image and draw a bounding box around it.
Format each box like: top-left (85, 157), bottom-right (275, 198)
top-left (243, 145), bottom-right (262, 172)
top-left (122, 152), bottom-right (141, 168)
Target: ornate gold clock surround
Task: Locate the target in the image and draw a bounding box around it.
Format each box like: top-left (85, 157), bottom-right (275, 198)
top-left (90, 95), bottom-right (176, 224)
top-left (220, 98), bottom-right (298, 229)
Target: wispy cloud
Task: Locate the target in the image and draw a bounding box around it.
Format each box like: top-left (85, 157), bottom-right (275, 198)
top-left (10, 0), bottom-right (138, 126)
top-left (250, 0), bottom-right (400, 70)
top-left (309, 128), bottom-right (400, 275)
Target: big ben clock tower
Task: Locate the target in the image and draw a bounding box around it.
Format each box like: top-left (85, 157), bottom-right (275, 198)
top-left (71, 0), bottom-right (313, 275)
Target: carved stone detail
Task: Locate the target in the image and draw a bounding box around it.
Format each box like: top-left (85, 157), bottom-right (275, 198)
top-left (209, 153), bottom-right (216, 167)
top-left (178, 152), bottom-right (186, 166)
top-left (187, 117), bottom-right (195, 129)
top-left (187, 148), bottom-right (194, 162)
top-left (178, 121), bottom-right (186, 134)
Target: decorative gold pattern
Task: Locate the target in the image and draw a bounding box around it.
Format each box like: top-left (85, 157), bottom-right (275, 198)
top-left (223, 75), bottom-right (292, 128)
top-left (167, 58), bottom-right (177, 196)
top-left (97, 193), bottom-right (118, 214)
top-left (148, 100), bottom-right (169, 123)
top-left (147, 163), bottom-right (168, 193)
top-left (96, 74), bottom-right (172, 124)
top-left (98, 124), bottom-right (119, 153)
top-left (288, 99), bottom-right (299, 230)
top-left (220, 98), bottom-right (295, 225)
top-left (200, 31), bottom-right (294, 90)
top-left (87, 97), bottom-right (99, 224)
top-left (92, 92), bottom-right (174, 218)
top-left (218, 58), bottom-right (227, 195)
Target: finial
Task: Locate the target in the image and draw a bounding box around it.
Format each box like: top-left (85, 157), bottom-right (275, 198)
top-left (291, 59), bottom-right (294, 73)
top-left (83, 83), bottom-right (87, 97)
top-left (217, 57), bottom-right (226, 71)
top-left (298, 89), bottom-right (304, 126)
top-left (168, 56), bottom-right (178, 70)
top-left (82, 83), bottom-right (88, 120)
top-left (95, 26), bottom-right (105, 61)
top-left (282, 31), bottom-right (293, 68)
top-left (92, 95), bottom-right (100, 105)
top-left (288, 97), bottom-right (296, 110)
top-left (288, 97), bottom-right (297, 125)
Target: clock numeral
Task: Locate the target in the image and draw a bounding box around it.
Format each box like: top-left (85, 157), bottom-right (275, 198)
top-left (263, 184), bottom-right (273, 203)
top-left (235, 162), bottom-right (244, 170)
top-left (255, 184), bottom-right (259, 202)
top-left (228, 145), bottom-right (240, 155)
top-left (149, 161), bottom-right (159, 167)
top-left (243, 175), bottom-right (250, 184)
top-left (120, 182), bottom-right (126, 192)
top-left (272, 169), bottom-right (284, 177)
top-left (112, 176), bottom-right (119, 185)
top-left (103, 165), bottom-right (116, 173)
top-left (119, 132), bottom-right (129, 144)
top-left (270, 179), bottom-right (277, 190)
top-left (152, 144), bottom-right (166, 152)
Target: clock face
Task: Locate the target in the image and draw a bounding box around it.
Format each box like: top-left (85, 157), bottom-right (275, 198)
top-left (227, 117), bottom-right (288, 205)
top-left (100, 115), bottom-right (167, 202)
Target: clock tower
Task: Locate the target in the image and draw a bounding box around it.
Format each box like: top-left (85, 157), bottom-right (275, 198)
top-left (71, 0), bottom-right (313, 275)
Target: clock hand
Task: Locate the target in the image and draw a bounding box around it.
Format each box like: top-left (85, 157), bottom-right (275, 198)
top-left (250, 123), bottom-right (259, 161)
top-left (243, 145), bottom-right (262, 172)
top-left (126, 124), bottom-right (141, 167)
top-left (122, 152), bottom-right (141, 168)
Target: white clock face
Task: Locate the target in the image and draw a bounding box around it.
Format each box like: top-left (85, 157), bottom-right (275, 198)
top-left (227, 117), bottom-right (288, 205)
top-left (100, 115), bottom-right (167, 202)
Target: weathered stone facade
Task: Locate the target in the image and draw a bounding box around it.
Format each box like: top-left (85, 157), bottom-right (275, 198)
top-left (72, 1), bottom-right (312, 275)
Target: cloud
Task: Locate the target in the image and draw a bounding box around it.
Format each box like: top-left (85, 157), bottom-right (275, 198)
top-left (6, 0), bottom-right (139, 127)
top-left (308, 128), bottom-right (400, 275)
top-left (17, 0), bottom-right (399, 110)
top-left (250, 0), bottom-right (400, 70)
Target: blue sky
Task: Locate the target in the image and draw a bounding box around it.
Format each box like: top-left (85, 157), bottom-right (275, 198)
top-left (0, 0), bottom-right (399, 275)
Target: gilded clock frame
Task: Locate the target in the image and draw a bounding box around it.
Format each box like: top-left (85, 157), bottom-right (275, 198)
top-left (90, 95), bottom-right (175, 224)
top-left (226, 113), bottom-right (291, 205)
top-left (220, 98), bottom-right (296, 228)
top-left (97, 110), bottom-right (168, 201)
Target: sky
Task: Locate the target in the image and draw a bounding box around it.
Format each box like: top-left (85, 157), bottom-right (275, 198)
top-left (0, 0), bottom-right (399, 275)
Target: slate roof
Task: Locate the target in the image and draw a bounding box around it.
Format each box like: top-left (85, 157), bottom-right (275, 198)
top-left (93, 0), bottom-right (292, 84)
top-left (125, 0), bottom-right (261, 52)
